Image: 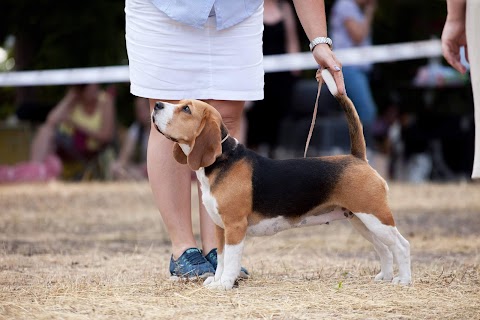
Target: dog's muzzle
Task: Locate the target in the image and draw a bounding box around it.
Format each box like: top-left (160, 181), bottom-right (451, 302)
top-left (152, 101), bottom-right (164, 135)
top-left (151, 102), bottom-right (179, 142)
top-left (154, 101), bottom-right (164, 111)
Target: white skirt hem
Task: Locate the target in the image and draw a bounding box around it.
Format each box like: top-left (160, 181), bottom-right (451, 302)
top-left (131, 84), bottom-right (264, 101)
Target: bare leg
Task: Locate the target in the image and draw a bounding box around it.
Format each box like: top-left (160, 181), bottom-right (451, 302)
top-left (147, 99), bottom-right (197, 259)
top-left (198, 100), bottom-right (245, 255)
top-left (30, 123), bottom-right (56, 162)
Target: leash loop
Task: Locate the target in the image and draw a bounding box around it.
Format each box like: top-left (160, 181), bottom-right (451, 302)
top-left (303, 69), bottom-right (324, 158)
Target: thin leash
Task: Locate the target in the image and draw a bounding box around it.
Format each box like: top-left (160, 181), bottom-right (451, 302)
top-left (303, 69), bottom-right (325, 158)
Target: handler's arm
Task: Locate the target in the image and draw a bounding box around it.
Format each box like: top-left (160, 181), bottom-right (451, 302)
top-left (442, 0), bottom-right (467, 74)
top-left (292, 0), bottom-right (345, 95)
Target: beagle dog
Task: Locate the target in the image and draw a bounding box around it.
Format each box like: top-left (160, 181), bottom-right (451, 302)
top-left (152, 70), bottom-right (411, 290)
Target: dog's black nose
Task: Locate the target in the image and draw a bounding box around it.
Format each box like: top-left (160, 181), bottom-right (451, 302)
top-left (154, 101), bottom-right (164, 111)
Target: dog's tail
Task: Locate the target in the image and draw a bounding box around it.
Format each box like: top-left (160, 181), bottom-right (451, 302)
top-left (321, 69), bottom-right (367, 161)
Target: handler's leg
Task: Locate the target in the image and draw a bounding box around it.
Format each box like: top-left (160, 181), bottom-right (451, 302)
top-left (147, 99), bottom-right (197, 260)
top-left (466, 1), bottom-right (480, 179)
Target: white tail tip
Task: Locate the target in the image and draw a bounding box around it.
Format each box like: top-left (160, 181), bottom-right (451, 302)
top-left (321, 69), bottom-right (338, 96)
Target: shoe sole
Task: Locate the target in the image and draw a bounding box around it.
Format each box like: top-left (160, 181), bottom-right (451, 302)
top-left (169, 272), bottom-right (214, 281)
top-left (169, 271), bottom-right (249, 281)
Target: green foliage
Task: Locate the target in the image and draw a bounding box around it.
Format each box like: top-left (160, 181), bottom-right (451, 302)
top-left (1, 0), bottom-right (127, 69)
top-left (0, 0), bottom-right (131, 121)
top-left (0, 0), bottom-right (451, 122)
top-left (336, 280), bottom-right (343, 290)
top-left (0, 86), bottom-right (16, 119)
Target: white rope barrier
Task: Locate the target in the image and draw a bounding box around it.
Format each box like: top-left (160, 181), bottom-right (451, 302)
top-left (0, 39), bottom-right (442, 87)
top-left (264, 39), bottom-right (442, 72)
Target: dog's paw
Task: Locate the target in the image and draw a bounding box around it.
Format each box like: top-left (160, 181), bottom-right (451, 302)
top-left (203, 277), bottom-right (235, 290)
top-left (392, 276), bottom-right (411, 285)
top-left (374, 271), bottom-right (393, 281)
top-left (204, 280), bottom-right (223, 290)
top-left (203, 276), bottom-right (215, 286)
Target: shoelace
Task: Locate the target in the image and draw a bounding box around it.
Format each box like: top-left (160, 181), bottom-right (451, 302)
top-left (183, 250), bottom-right (207, 265)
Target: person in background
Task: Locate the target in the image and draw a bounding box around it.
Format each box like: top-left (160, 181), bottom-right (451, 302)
top-left (442, 0), bottom-right (480, 179)
top-left (330, 0), bottom-right (377, 146)
top-left (125, 0), bottom-right (345, 280)
top-left (110, 97), bottom-right (149, 180)
top-left (0, 84), bottom-right (115, 182)
top-left (246, 0), bottom-right (301, 157)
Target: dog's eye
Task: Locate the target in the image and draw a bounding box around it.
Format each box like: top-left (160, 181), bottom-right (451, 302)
top-left (182, 105), bottom-right (191, 114)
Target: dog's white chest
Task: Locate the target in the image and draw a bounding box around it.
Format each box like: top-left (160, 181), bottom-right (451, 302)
top-left (196, 169), bottom-right (224, 228)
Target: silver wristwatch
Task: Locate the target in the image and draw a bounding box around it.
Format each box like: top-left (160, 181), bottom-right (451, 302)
top-left (309, 37), bottom-right (333, 51)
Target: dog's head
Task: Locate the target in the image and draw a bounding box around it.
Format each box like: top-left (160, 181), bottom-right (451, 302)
top-left (152, 99), bottom-right (224, 171)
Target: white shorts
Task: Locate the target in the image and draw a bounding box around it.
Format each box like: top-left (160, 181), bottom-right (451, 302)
top-left (125, 0), bottom-right (264, 101)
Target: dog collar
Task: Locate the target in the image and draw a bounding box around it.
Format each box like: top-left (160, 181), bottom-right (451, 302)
top-left (221, 134), bottom-right (230, 144)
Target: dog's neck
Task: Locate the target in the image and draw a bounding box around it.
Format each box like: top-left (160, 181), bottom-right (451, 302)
top-left (219, 137), bottom-right (237, 157)
top-left (221, 134), bottom-right (230, 144)
top-left (201, 125), bottom-right (240, 173)
top-left (219, 124), bottom-right (237, 154)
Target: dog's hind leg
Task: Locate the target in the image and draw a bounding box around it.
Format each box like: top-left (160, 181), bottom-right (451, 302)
top-left (349, 216), bottom-right (394, 281)
top-left (354, 212), bottom-right (411, 285)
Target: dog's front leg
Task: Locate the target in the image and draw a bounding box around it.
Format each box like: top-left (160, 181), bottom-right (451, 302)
top-left (204, 225), bottom-right (225, 286)
top-left (204, 219), bottom-right (247, 290)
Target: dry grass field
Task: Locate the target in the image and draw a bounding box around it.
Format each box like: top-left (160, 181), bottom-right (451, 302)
top-left (1, 181), bottom-right (479, 319)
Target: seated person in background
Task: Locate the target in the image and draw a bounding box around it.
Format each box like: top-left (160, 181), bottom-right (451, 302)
top-left (110, 97), bottom-right (149, 180)
top-left (0, 84), bottom-right (115, 182)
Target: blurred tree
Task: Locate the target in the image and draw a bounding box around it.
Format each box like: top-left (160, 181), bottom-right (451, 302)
top-left (0, 0), bottom-right (457, 126)
top-left (0, 0), bottom-right (126, 69)
top-left (0, 0), bottom-right (127, 113)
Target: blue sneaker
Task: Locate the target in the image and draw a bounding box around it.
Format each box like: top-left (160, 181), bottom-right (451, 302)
top-left (169, 248), bottom-right (215, 280)
top-left (205, 248), bottom-right (250, 279)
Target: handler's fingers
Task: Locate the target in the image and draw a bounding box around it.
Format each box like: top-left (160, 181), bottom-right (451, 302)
top-left (330, 60), bottom-right (345, 96)
top-left (323, 59), bottom-right (345, 95)
top-left (442, 42), bottom-right (467, 74)
top-left (312, 45), bottom-right (346, 95)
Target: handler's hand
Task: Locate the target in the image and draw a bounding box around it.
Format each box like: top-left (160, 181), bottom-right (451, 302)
top-left (441, 18), bottom-right (468, 74)
top-left (312, 44), bottom-right (345, 95)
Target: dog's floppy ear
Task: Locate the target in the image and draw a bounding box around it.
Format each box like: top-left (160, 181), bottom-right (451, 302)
top-left (187, 113), bottom-right (222, 171)
top-left (173, 143), bottom-right (188, 165)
